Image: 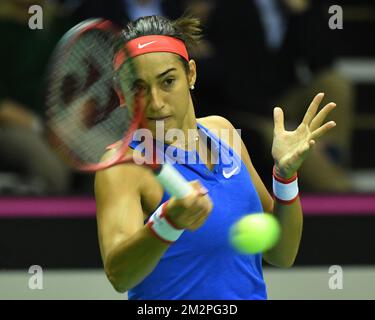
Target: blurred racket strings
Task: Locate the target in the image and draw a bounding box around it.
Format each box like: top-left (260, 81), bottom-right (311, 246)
top-left (46, 20), bottom-right (138, 166)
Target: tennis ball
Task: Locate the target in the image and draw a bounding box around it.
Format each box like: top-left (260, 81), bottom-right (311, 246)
top-left (229, 213), bottom-right (281, 254)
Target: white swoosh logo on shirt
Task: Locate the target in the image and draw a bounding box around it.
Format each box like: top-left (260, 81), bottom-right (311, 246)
top-left (223, 166), bottom-right (239, 179)
top-left (138, 41), bottom-right (157, 49)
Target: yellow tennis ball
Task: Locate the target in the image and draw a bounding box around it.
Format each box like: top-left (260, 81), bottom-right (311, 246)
top-left (229, 213), bottom-right (281, 254)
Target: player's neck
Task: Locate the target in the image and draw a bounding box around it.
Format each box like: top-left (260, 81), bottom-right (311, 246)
top-left (171, 104), bottom-right (199, 151)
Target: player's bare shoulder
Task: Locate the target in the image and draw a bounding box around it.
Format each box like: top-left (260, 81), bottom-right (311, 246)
top-left (197, 115), bottom-right (234, 129)
top-left (94, 143), bottom-right (164, 219)
top-left (197, 115), bottom-right (238, 148)
top-left (95, 143), bottom-right (142, 184)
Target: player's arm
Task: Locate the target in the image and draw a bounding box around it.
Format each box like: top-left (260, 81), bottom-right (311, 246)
top-left (95, 150), bottom-right (213, 293)
top-left (235, 128), bottom-right (303, 268)
top-left (209, 116), bottom-right (302, 268)
top-left (95, 158), bottom-right (170, 293)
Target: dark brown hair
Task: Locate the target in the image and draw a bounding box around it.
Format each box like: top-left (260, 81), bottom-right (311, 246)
top-left (121, 15), bottom-right (202, 72)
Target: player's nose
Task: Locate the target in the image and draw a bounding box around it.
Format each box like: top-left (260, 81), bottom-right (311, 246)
top-left (148, 87), bottom-right (165, 112)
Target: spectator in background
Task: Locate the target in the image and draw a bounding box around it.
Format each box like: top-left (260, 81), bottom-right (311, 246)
top-left (0, 0), bottom-right (71, 194)
top-left (71, 0), bottom-right (185, 26)
top-left (193, 0), bottom-right (355, 192)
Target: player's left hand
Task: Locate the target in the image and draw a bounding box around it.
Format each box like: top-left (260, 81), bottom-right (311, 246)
top-left (271, 92), bottom-right (337, 179)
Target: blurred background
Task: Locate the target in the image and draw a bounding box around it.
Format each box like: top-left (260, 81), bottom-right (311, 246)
top-left (1, 0), bottom-right (375, 299)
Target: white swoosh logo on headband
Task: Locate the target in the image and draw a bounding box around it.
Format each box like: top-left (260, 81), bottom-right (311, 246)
top-left (138, 41), bottom-right (157, 49)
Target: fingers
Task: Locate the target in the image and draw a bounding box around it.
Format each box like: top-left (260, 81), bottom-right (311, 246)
top-left (176, 180), bottom-right (207, 208)
top-left (190, 180), bottom-right (208, 196)
top-left (302, 92), bottom-right (324, 125)
top-left (311, 121), bottom-right (336, 140)
top-left (185, 196), bottom-right (213, 231)
top-left (273, 107), bottom-right (285, 134)
top-left (299, 139), bottom-right (316, 155)
top-left (188, 214), bottom-right (209, 231)
top-left (186, 181), bottom-right (212, 229)
top-left (166, 180), bottom-right (213, 230)
top-left (310, 102), bottom-right (336, 131)
top-left (186, 202), bottom-right (211, 229)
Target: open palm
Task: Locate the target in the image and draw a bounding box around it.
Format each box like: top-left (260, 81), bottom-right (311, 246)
top-left (272, 93), bottom-right (337, 179)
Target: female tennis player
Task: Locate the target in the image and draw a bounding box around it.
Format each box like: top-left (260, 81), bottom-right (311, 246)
top-left (95, 15), bottom-right (337, 300)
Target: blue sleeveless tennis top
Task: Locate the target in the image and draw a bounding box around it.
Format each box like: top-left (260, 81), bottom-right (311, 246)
top-left (128, 122), bottom-right (267, 300)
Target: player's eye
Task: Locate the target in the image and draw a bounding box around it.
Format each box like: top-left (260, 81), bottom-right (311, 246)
top-left (132, 82), bottom-right (147, 96)
top-left (162, 78), bottom-right (175, 89)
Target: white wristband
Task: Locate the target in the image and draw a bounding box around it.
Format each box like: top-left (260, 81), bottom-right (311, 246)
top-left (146, 201), bottom-right (184, 244)
top-left (272, 167), bottom-right (299, 204)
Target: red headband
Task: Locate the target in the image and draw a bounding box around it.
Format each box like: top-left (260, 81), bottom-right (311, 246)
top-left (114, 35), bottom-right (189, 70)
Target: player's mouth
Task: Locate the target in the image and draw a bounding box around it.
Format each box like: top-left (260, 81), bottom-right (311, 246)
top-left (147, 115), bottom-right (172, 121)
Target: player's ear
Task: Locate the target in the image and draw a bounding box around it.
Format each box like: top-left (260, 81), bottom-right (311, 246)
top-left (188, 59), bottom-right (197, 89)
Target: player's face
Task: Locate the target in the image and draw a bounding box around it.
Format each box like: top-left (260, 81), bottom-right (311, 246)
top-left (130, 52), bottom-right (196, 135)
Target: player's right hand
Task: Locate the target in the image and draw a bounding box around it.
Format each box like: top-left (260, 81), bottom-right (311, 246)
top-left (165, 180), bottom-right (213, 231)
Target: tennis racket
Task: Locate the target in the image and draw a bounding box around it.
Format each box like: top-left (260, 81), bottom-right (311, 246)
top-left (45, 18), bottom-right (193, 199)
